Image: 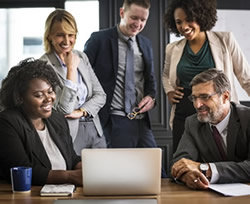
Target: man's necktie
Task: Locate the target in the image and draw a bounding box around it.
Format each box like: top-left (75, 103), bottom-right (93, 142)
top-left (211, 126), bottom-right (227, 160)
top-left (124, 38), bottom-right (136, 114)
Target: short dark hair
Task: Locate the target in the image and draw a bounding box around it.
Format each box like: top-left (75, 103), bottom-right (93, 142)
top-left (190, 68), bottom-right (231, 95)
top-left (0, 58), bottom-right (61, 110)
top-left (123, 0), bottom-right (151, 11)
top-left (164, 0), bottom-right (217, 36)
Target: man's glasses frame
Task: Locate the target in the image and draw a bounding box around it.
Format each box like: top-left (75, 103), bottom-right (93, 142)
top-left (188, 92), bottom-right (218, 102)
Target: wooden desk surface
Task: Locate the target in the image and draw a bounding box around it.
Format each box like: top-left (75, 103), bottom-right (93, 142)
top-left (1, 179), bottom-right (250, 204)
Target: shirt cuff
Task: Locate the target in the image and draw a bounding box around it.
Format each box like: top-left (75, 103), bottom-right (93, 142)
top-left (209, 163), bottom-right (219, 183)
top-left (65, 79), bottom-right (77, 91)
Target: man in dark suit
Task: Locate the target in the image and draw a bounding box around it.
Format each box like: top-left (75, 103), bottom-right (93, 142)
top-left (171, 69), bottom-right (250, 189)
top-left (84, 0), bottom-right (157, 149)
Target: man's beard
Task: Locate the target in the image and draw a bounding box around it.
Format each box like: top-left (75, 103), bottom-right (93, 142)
top-left (196, 104), bottom-right (224, 124)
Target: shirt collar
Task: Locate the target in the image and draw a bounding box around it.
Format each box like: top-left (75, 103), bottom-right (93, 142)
top-left (116, 24), bottom-right (136, 43)
top-left (54, 51), bottom-right (66, 68)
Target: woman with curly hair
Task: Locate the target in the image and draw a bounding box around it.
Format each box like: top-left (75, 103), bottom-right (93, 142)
top-left (0, 59), bottom-right (82, 185)
top-left (162, 0), bottom-right (250, 153)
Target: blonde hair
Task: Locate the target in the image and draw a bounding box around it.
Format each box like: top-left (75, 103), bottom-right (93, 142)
top-left (44, 9), bottom-right (78, 53)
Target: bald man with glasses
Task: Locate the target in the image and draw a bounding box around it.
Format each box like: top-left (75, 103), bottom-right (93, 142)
top-left (171, 68), bottom-right (250, 190)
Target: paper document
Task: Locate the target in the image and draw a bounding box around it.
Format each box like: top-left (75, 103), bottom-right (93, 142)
top-left (40, 184), bottom-right (75, 197)
top-left (209, 183), bottom-right (250, 196)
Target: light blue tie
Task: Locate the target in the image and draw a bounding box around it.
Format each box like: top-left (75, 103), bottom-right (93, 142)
top-left (124, 38), bottom-right (136, 114)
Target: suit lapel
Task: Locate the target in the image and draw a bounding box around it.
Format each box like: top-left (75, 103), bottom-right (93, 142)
top-left (27, 124), bottom-right (51, 168)
top-left (110, 28), bottom-right (119, 76)
top-left (226, 107), bottom-right (240, 160)
top-left (137, 35), bottom-right (146, 57)
top-left (171, 40), bottom-right (186, 85)
top-left (74, 51), bottom-right (90, 98)
top-left (206, 31), bottom-right (224, 70)
top-left (46, 52), bottom-right (66, 81)
top-left (17, 109), bottom-right (51, 168)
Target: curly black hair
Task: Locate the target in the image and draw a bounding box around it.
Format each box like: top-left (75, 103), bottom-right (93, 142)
top-left (164, 0), bottom-right (217, 36)
top-left (0, 58), bottom-right (61, 110)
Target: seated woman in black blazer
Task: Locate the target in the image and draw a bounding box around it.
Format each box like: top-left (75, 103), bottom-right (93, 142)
top-left (0, 58), bottom-right (82, 185)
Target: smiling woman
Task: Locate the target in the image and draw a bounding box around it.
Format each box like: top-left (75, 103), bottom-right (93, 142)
top-left (0, 58), bottom-right (82, 185)
top-left (40, 9), bottom-right (107, 154)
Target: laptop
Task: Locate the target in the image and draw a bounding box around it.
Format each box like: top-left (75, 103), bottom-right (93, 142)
top-left (81, 148), bottom-right (162, 196)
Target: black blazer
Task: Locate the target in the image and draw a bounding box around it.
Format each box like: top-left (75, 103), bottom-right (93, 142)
top-left (84, 26), bottom-right (157, 127)
top-left (0, 108), bottom-right (81, 185)
top-left (172, 102), bottom-right (250, 183)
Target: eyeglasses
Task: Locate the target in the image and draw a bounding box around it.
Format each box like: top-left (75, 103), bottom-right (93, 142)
top-left (127, 107), bottom-right (141, 120)
top-left (188, 92), bottom-right (218, 102)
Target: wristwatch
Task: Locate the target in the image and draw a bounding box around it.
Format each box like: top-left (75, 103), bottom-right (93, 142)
top-left (199, 163), bottom-right (209, 176)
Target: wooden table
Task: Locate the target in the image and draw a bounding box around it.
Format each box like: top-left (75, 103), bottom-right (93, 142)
top-left (1, 179), bottom-right (250, 204)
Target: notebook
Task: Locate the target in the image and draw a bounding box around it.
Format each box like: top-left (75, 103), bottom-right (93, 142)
top-left (81, 148), bottom-right (162, 196)
top-left (40, 184), bottom-right (75, 197)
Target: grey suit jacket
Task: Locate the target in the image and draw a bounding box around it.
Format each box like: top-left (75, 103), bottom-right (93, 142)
top-left (172, 102), bottom-right (250, 183)
top-left (40, 50), bottom-right (106, 140)
top-left (162, 31), bottom-right (250, 128)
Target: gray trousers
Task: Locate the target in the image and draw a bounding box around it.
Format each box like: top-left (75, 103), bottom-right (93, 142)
top-left (73, 121), bottom-right (107, 156)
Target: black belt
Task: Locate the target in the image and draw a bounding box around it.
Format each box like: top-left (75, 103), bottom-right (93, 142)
top-left (110, 109), bottom-right (145, 119)
top-left (79, 117), bottom-right (93, 122)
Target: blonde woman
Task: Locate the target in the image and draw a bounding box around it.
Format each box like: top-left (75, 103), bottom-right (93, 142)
top-left (40, 9), bottom-right (107, 154)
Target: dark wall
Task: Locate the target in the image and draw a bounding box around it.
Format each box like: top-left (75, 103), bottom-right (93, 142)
top-left (217, 0), bottom-right (250, 9)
